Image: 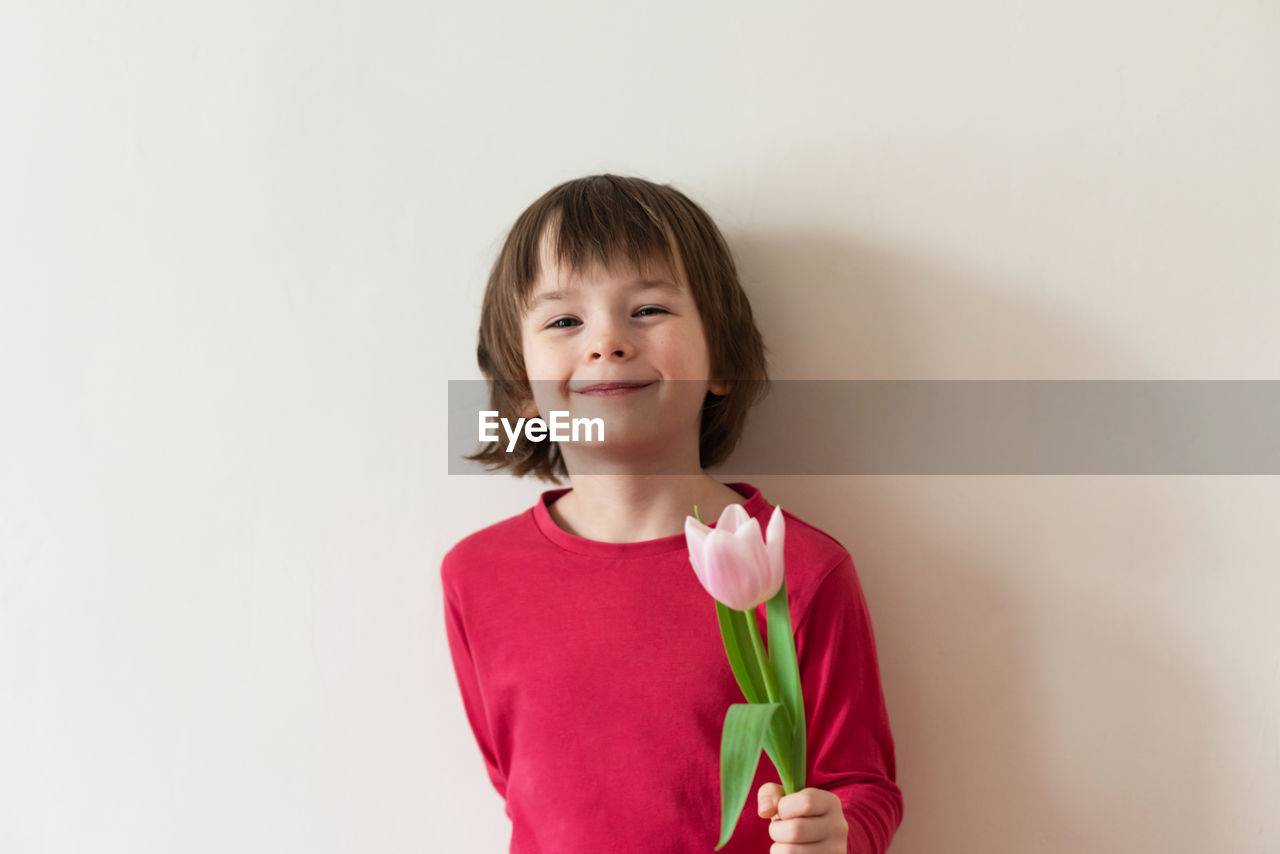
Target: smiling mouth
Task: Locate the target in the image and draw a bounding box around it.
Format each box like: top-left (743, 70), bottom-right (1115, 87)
top-left (575, 382), bottom-right (654, 397)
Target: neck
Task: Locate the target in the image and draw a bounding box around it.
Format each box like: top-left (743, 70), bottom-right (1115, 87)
top-left (549, 473), bottom-right (744, 543)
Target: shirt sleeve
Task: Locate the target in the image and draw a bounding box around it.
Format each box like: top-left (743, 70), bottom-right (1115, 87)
top-left (442, 572), bottom-right (509, 799)
top-left (795, 553), bottom-right (904, 854)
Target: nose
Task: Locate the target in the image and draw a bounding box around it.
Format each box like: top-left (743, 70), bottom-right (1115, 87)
top-left (585, 315), bottom-right (633, 362)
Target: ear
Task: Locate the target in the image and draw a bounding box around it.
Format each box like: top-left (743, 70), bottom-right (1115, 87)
top-left (517, 394), bottom-right (539, 420)
top-left (708, 378), bottom-right (731, 396)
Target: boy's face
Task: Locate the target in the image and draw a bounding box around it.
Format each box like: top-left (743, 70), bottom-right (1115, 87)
top-left (517, 234), bottom-right (728, 469)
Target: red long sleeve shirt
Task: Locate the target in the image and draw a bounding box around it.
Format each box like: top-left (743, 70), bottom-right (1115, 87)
top-left (440, 482), bottom-right (903, 852)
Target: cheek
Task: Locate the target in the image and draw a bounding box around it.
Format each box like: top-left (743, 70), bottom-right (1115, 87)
top-left (664, 335), bottom-right (713, 378)
top-left (519, 339), bottom-right (559, 380)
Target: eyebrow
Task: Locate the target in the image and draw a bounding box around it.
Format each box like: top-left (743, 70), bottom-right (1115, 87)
top-left (527, 279), bottom-right (683, 312)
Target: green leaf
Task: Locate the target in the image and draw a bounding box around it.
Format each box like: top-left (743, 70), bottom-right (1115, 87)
top-left (717, 601), bottom-right (797, 798)
top-left (715, 600), bottom-right (768, 703)
top-left (716, 601), bottom-right (796, 790)
top-left (766, 577), bottom-right (807, 791)
top-left (715, 702), bottom-right (786, 851)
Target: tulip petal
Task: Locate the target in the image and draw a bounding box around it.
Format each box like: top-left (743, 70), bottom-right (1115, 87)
top-left (731, 515), bottom-right (763, 547)
top-left (715, 502), bottom-right (750, 534)
top-left (729, 515), bottom-right (783, 602)
top-left (703, 527), bottom-right (772, 611)
top-left (685, 515), bottom-right (712, 591)
top-left (731, 514), bottom-right (757, 534)
top-left (765, 506), bottom-right (786, 593)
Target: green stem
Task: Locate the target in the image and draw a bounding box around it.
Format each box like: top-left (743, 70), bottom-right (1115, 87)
top-left (745, 606), bottom-right (796, 793)
top-left (746, 609), bottom-right (778, 703)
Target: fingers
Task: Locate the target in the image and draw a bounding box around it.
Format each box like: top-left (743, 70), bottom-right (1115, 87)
top-left (759, 787), bottom-right (849, 850)
top-left (766, 813), bottom-right (832, 846)
top-left (761, 787), bottom-right (841, 820)
top-left (756, 782), bottom-right (784, 819)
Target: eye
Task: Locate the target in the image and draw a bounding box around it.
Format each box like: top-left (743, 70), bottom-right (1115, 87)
top-left (545, 307), bottom-right (667, 329)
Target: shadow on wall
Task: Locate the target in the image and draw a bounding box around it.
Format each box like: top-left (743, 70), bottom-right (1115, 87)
top-left (711, 228), bottom-right (1217, 854)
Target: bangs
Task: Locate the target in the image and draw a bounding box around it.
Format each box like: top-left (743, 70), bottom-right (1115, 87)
top-left (513, 177), bottom-right (681, 311)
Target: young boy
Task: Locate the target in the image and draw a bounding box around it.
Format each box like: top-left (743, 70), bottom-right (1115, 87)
top-left (442, 174), bottom-right (903, 852)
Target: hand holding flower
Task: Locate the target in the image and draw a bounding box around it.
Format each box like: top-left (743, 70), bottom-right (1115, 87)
top-left (758, 783), bottom-right (849, 853)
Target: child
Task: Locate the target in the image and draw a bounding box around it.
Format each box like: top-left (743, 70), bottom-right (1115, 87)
top-left (442, 174), bottom-right (903, 852)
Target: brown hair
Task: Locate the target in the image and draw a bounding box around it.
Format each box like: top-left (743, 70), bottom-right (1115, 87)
top-left (464, 173), bottom-right (770, 483)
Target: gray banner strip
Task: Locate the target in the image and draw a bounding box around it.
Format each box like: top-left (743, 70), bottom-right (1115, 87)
top-left (448, 381), bottom-right (1280, 475)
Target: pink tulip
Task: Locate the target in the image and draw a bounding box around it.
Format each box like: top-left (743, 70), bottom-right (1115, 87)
top-left (685, 503), bottom-right (786, 611)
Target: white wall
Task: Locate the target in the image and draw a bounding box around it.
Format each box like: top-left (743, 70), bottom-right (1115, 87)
top-left (2, 1), bottom-right (1277, 851)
